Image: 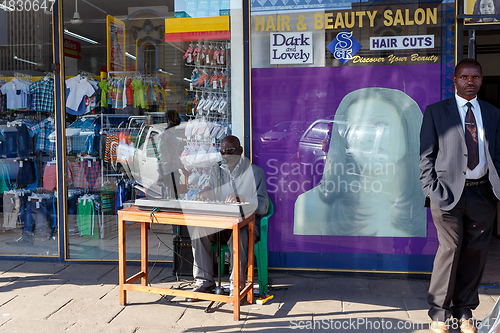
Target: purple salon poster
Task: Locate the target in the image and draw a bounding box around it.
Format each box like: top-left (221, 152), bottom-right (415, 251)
top-left (251, 64), bottom-right (442, 270)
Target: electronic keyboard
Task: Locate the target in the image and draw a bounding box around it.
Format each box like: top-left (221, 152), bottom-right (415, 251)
top-left (135, 198), bottom-right (256, 217)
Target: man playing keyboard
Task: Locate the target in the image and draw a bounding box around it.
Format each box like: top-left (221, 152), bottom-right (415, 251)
top-left (188, 135), bottom-right (269, 299)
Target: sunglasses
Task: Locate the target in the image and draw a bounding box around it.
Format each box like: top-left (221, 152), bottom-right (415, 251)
top-left (221, 147), bottom-right (237, 155)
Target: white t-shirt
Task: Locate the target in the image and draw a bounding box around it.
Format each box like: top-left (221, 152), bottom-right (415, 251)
top-left (65, 75), bottom-right (96, 111)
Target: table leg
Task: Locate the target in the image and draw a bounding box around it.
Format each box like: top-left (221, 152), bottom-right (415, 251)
top-left (141, 221), bottom-right (149, 286)
top-left (247, 216), bottom-right (255, 304)
top-left (233, 223), bottom-right (240, 321)
top-left (118, 213), bottom-right (126, 305)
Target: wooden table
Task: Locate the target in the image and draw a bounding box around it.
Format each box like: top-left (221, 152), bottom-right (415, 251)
top-left (118, 206), bottom-right (255, 321)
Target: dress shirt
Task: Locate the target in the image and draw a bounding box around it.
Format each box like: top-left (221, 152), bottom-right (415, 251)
top-left (455, 93), bottom-right (487, 179)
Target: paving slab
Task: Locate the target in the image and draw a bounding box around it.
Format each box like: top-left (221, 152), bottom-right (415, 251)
top-left (46, 280), bottom-right (117, 300)
top-left (0, 318), bottom-right (72, 333)
top-left (475, 292), bottom-right (498, 319)
top-left (47, 298), bottom-right (124, 324)
top-left (0, 260), bottom-right (24, 273)
top-left (341, 295), bottom-right (407, 319)
top-left (64, 321), bottom-right (137, 333)
top-left (0, 277), bottom-right (67, 297)
top-left (0, 295), bottom-right (72, 321)
top-left (369, 279), bottom-right (428, 298)
top-left (50, 264), bottom-right (116, 281)
top-left (0, 262), bottom-right (66, 279)
top-left (136, 328), bottom-right (187, 333)
top-left (111, 299), bottom-right (187, 328)
top-left (401, 297), bottom-right (430, 322)
top-left (175, 301), bottom-right (247, 332)
top-left (268, 272), bottom-right (316, 293)
top-left (0, 289), bottom-right (17, 307)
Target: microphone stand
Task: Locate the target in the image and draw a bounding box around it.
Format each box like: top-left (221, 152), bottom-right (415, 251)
top-left (206, 162), bottom-right (225, 312)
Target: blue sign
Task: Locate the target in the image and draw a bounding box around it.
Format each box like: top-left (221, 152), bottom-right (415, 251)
top-left (326, 29), bottom-right (362, 65)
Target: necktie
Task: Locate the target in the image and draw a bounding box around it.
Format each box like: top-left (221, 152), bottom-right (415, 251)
top-left (465, 102), bottom-right (479, 170)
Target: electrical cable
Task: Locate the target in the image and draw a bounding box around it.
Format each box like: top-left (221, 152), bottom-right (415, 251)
top-left (148, 209), bottom-right (215, 281)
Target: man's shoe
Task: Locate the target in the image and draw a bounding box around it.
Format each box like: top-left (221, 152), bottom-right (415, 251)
top-left (430, 321), bottom-right (449, 333)
top-left (186, 284), bottom-right (215, 302)
top-left (459, 319), bottom-right (478, 333)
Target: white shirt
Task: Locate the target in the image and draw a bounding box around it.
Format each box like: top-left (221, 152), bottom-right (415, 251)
top-left (455, 93), bottom-right (487, 179)
top-left (65, 75), bottom-right (95, 111)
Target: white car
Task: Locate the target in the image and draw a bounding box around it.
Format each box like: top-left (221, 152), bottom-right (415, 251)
top-left (119, 122), bottom-right (187, 197)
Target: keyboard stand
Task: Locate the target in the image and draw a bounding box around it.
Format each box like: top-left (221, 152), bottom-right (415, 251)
top-left (117, 206), bottom-right (255, 321)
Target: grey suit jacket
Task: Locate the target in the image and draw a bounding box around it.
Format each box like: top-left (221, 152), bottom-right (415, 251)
top-left (419, 95), bottom-right (500, 210)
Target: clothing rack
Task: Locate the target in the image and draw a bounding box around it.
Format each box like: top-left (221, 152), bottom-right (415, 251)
top-left (107, 71), bottom-right (140, 79)
top-left (13, 72), bottom-right (33, 81)
top-left (78, 71), bottom-right (98, 79)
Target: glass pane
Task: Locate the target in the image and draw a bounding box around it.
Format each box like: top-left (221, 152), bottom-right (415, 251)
top-left (251, 1), bottom-right (455, 272)
top-left (0, 8), bottom-right (57, 255)
top-left (63, 0), bottom-right (239, 263)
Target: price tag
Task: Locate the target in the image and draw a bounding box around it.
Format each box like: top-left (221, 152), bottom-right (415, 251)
top-left (36, 201), bottom-right (40, 209)
top-left (213, 81), bottom-right (217, 89)
top-left (88, 161), bottom-right (91, 168)
top-left (19, 160), bottom-right (23, 167)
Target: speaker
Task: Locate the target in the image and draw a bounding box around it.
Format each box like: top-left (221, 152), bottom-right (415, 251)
top-left (173, 235), bottom-right (194, 276)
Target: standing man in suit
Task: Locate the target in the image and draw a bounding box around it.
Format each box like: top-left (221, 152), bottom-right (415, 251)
top-left (420, 58), bottom-right (500, 333)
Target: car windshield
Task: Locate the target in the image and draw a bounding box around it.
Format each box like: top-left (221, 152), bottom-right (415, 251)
top-left (271, 122), bottom-right (294, 132)
top-left (304, 122), bottom-right (330, 140)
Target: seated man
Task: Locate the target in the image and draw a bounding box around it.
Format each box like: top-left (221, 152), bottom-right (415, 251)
top-left (188, 135), bottom-right (268, 298)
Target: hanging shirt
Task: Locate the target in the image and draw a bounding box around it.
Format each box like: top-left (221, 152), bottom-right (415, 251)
top-left (29, 76), bottom-right (54, 113)
top-left (0, 81), bottom-right (6, 113)
top-left (115, 78), bottom-right (124, 109)
top-left (0, 79), bottom-right (31, 110)
top-left (131, 79), bottom-right (147, 109)
top-left (99, 80), bottom-right (109, 108)
top-left (154, 85), bottom-right (167, 112)
top-left (65, 75), bottom-right (96, 115)
top-left (125, 78), bottom-right (134, 106)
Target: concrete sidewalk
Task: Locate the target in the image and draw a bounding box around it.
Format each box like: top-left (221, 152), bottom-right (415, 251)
top-left (0, 260), bottom-right (498, 333)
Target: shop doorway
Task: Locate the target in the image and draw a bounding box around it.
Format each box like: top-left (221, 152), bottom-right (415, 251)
top-left (462, 28), bottom-right (500, 245)
top-left (463, 29), bottom-right (500, 108)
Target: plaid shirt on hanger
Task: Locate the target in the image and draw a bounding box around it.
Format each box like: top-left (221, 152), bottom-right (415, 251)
top-left (29, 77), bottom-right (54, 113)
top-left (31, 118), bottom-right (54, 152)
top-left (31, 118), bottom-right (71, 153)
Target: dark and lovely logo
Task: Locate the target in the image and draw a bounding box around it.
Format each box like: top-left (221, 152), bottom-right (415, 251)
top-left (270, 32), bottom-right (313, 65)
top-left (327, 29), bottom-right (362, 65)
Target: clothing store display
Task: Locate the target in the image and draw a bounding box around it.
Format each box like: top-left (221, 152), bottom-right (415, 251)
top-left (29, 76), bottom-right (54, 113)
top-left (3, 192), bottom-right (21, 229)
top-left (65, 75), bottom-right (97, 115)
top-left (73, 158), bottom-right (101, 191)
top-left (0, 78), bottom-right (31, 110)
